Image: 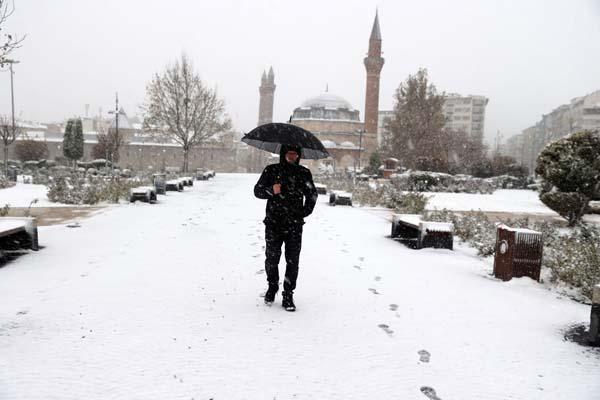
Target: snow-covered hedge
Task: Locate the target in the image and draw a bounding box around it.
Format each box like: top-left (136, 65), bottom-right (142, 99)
top-left (47, 174), bottom-right (138, 205)
top-left (425, 209), bottom-right (600, 301)
top-left (353, 183), bottom-right (428, 214)
top-left (0, 174), bottom-right (15, 189)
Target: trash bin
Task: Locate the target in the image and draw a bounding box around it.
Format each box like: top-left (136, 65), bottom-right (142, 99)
top-left (493, 224), bottom-right (543, 282)
top-left (153, 173), bottom-right (167, 195)
top-left (7, 167), bottom-right (17, 182)
top-left (590, 284), bottom-right (600, 346)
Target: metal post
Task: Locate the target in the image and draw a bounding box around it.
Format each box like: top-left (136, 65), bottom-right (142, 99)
top-left (115, 92), bottom-right (119, 169)
top-left (10, 62), bottom-right (15, 140)
top-left (358, 129), bottom-right (364, 171)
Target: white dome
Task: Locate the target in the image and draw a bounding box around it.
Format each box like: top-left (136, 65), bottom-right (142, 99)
top-left (321, 140), bottom-right (337, 149)
top-left (300, 93), bottom-right (354, 110)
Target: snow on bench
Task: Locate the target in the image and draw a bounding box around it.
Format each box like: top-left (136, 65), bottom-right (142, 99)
top-left (166, 179), bottom-right (183, 192)
top-left (179, 177), bottom-right (194, 187)
top-left (0, 217), bottom-right (39, 251)
top-left (129, 186), bottom-right (157, 203)
top-left (391, 213), bottom-right (453, 250)
top-left (329, 190), bottom-right (352, 206)
top-left (314, 183), bottom-right (328, 195)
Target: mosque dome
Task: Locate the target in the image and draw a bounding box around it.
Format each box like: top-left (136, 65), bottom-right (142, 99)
top-left (300, 93), bottom-right (355, 110)
top-left (293, 92), bottom-right (360, 122)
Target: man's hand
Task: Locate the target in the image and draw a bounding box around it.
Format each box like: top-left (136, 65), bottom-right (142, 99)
top-left (273, 183), bottom-right (281, 195)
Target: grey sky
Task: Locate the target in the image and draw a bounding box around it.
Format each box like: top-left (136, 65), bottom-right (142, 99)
top-left (1, 0), bottom-right (599, 144)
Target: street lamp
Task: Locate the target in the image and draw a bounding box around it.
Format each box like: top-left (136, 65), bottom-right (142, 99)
top-left (354, 128), bottom-right (365, 175)
top-left (2, 59), bottom-right (19, 175)
top-left (107, 92), bottom-right (119, 169)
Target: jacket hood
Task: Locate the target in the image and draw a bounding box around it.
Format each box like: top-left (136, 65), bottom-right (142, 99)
top-left (279, 144), bottom-right (302, 165)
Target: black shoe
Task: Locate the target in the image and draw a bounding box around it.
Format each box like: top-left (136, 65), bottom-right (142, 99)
top-left (264, 284), bottom-right (278, 305)
top-left (282, 291), bottom-right (296, 312)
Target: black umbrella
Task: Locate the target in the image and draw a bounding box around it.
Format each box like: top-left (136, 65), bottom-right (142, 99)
top-left (241, 123), bottom-right (330, 160)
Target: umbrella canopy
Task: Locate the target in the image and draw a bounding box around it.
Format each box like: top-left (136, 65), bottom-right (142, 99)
top-left (241, 123), bottom-right (330, 160)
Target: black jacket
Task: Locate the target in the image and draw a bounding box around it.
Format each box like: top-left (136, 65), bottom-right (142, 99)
top-left (254, 157), bottom-right (318, 226)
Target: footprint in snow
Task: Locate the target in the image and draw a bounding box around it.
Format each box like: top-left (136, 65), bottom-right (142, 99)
top-left (374, 276), bottom-right (381, 281)
top-left (353, 265), bottom-right (362, 270)
top-left (16, 310), bottom-right (28, 316)
top-left (420, 386), bottom-right (442, 400)
top-left (378, 324), bottom-right (394, 336)
top-left (358, 256), bottom-right (365, 262)
top-left (389, 304), bottom-right (398, 311)
top-left (256, 269), bottom-right (265, 275)
top-left (368, 288), bottom-right (380, 295)
top-left (418, 349), bottom-right (431, 363)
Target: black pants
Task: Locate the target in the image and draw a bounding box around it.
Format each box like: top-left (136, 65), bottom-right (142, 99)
top-left (264, 223), bottom-right (303, 293)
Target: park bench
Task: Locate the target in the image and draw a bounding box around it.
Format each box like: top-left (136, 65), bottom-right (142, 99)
top-left (0, 217), bottom-right (39, 252)
top-left (390, 213), bottom-right (453, 250)
top-left (329, 190), bottom-right (353, 206)
top-left (166, 179), bottom-right (183, 192)
top-left (180, 177), bottom-right (194, 187)
top-left (196, 169), bottom-right (214, 180)
top-left (129, 186), bottom-right (157, 203)
top-left (314, 183), bottom-right (328, 195)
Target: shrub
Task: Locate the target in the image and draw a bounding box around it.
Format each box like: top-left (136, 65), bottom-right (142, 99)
top-left (539, 192), bottom-right (588, 226)
top-left (47, 174), bottom-right (137, 205)
top-left (543, 224), bottom-right (600, 299)
top-left (535, 130), bottom-right (600, 225)
top-left (0, 174), bottom-right (15, 189)
top-left (14, 140), bottom-right (49, 162)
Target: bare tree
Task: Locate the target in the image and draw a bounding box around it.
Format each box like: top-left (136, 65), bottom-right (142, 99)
top-left (0, 114), bottom-right (20, 174)
top-left (0, 0), bottom-right (25, 65)
top-left (92, 123), bottom-right (125, 164)
top-left (143, 54), bottom-right (231, 172)
top-left (14, 137), bottom-right (48, 161)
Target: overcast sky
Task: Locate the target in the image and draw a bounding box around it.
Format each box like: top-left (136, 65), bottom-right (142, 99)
top-left (1, 0), bottom-right (599, 143)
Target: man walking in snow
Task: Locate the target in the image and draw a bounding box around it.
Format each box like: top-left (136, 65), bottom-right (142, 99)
top-left (254, 145), bottom-right (318, 311)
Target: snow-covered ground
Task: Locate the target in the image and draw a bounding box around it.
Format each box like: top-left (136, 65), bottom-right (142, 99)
top-left (425, 189), bottom-right (557, 214)
top-left (0, 174), bottom-right (598, 399)
top-left (1, 183), bottom-right (58, 207)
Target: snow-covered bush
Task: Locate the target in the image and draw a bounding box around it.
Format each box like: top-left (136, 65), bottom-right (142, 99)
top-left (485, 175), bottom-right (531, 190)
top-left (391, 170), bottom-right (495, 194)
top-left (47, 174), bottom-right (137, 205)
top-left (535, 130), bottom-right (600, 226)
top-left (0, 174), bottom-right (15, 189)
top-left (351, 183), bottom-right (429, 213)
top-left (425, 209), bottom-right (497, 256)
top-left (0, 204), bottom-right (9, 216)
top-left (543, 224), bottom-right (600, 299)
top-left (539, 192), bottom-right (589, 226)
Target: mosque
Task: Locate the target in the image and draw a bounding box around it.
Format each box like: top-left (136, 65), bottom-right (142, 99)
top-left (256, 12), bottom-right (384, 173)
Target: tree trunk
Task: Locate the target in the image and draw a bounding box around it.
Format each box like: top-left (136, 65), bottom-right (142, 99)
top-left (3, 145), bottom-right (8, 176)
top-left (183, 147), bottom-right (189, 173)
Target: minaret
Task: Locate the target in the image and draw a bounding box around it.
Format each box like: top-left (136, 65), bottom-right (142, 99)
top-left (363, 11), bottom-right (384, 140)
top-left (258, 67), bottom-right (276, 125)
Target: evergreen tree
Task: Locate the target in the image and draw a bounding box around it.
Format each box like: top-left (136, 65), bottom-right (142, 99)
top-left (71, 118), bottom-right (84, 162)
top-left (364, 150), bottom-right (382, 175)
top-left (62, 119), bottom-right (74, 161)
top-left (385, 68), bottom-right (447, 171)
top-left (535, 130), bottom-right (600, 226)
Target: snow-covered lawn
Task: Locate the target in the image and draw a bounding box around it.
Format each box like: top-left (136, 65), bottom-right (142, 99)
top-left (1, 183), bottom-right (58, 207)
top-left (0, 174), bottom-right (598, 399)
top-left (425, 189), bottom-right (557, 214)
